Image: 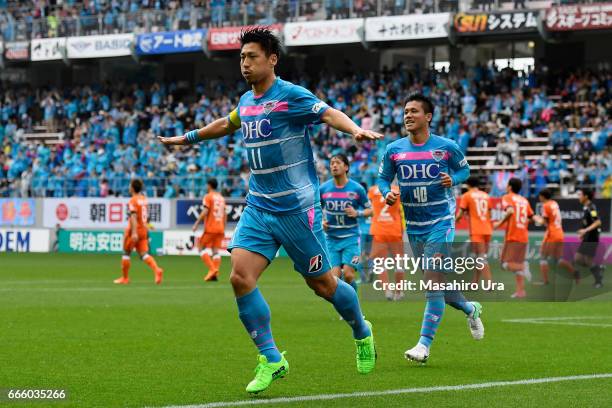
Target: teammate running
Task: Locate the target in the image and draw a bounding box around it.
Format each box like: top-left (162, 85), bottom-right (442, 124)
top-left (320, 154), bottom-right (372, 293)
top-left (378, 93), bottom-right (484, 364)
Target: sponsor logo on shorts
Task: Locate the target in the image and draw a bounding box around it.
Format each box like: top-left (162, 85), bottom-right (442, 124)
top-left (309, 254), bottom-right (323, 273)
top-left (351, 255), bottom-right (360, 265)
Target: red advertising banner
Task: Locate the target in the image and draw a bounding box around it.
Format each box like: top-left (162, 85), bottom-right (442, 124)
top-left (545, 3), bottom-right (612, 31)
top-left (207, 24), bottom-right (283, 51)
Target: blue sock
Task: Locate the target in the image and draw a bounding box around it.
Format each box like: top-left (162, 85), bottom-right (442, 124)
top-left (444, 290), bottom-right (474, 316)
top-left (328, 279), bottom-right (371, 340)
top-left (419, 290), bottom-right (445, 348)
top-left (349, 279), bottom-right (358, 293)
top-left (236, 287), bottom-right (282, 363)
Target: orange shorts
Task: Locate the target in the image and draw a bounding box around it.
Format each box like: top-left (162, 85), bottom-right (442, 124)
top-left (470, 234), bottom-right (491, 254)
top-left (124, 229), bottom-right (149, 253)
top-left (370, 236), bottom-right (403, 259)
top-left (200, 232), bottom-right (224, 249)
top-left (541, 240), bottom-right (563, 259)
top-left (501, 241), bottom-right (528, 264)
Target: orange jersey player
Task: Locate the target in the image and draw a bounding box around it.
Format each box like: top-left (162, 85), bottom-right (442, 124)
top-left (532, 188), bottom-right (576, 285)
top-left (493, 178), bottom-right (534, 298)
top-left (193, 178), bottom-right (226, 281)
top-left (456, 176), bottom-right (493, 283)
top-left (114, 179), bottom-right (163, 285)
top-left (368, 184), bottom-right (405, 300)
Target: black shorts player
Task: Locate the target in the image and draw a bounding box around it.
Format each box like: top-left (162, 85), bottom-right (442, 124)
top-left (575, 188), bottom-right (604, 287)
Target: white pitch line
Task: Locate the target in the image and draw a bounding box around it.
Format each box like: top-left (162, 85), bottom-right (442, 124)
top-left (503, 316), bottom-right (612, 328)
top-left (156, 373), bottom-right (612, 408)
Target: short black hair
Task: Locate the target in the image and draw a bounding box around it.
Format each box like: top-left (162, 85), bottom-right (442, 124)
top-left (331, 153), bottom-right (350, 173)
top-left (240, 27), bottom-right (281, 58)
top-left (466, 176), bottom-right (480, 188)
top-left (207, 178), bottom-right (218, 190)
top-left (404, 93), bottom-right (435, 116)
top-left (508, 177), bottom-right (522, 194)
top-left (539, 188), bottom-right (552, 200)
top-left (579, 187), bottom-right (594, 200)
top-left (130, 178), bottom-right (144, 193)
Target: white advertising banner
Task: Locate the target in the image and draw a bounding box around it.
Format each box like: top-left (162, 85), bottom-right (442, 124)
top-left (162, 229), bottom-right (231, 256)
top-left (43, 198), bottom-right (171, 229)
top-left (284, 18), bottom-right (364, 46)
top-left (66, 33), bottom-right (133, 59)
top-left (31, 37), bottom-right (66, 61)
top-left (365, 13), bottom-right (450, 41)
top-left (0, 228), bottom-right (50, 252)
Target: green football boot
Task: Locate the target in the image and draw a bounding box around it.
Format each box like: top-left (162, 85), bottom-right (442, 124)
top-left (245, 352), bottom-right (289, 394)
top-left (355, 320), bottom-right (376, 374)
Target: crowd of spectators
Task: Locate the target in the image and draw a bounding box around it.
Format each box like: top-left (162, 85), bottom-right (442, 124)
top-left (0, 63), bottom-right (610, 199)
top-left (1, 0), bottom-right (592, 41)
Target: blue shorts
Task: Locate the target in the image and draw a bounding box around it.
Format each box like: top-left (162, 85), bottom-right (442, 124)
top-left (327, 235), bottom-right (361, 270)
top-left (408, 227), bottom-right (455, 273)
top-left (228, 205), bottom-right (332, 277)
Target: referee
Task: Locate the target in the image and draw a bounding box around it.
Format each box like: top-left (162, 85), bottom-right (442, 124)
top-left (575, 188), bottom-right (604, 288)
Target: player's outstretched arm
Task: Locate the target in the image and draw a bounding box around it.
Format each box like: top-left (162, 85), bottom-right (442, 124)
top-left (321, 108), bottom-right (383, 142)
top-left (158, 117), bottom-right (239, 146)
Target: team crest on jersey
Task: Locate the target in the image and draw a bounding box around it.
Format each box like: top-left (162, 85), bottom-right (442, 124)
top-left (347, 192), bottom-right (357, 200)
top-left (431, 149), bottom-right (446, 162)
top-left (309, 254), bottom-right (323, 273)
top-left (262, 100), bottom-right (279, 115)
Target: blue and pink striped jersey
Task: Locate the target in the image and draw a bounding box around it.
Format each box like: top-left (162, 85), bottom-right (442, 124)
top-left (320, 179), bottom-right (370, 239)
top-left (227, 77), bottom-right (329, 214)
top-left (377, 134), bottom-right (470, 234)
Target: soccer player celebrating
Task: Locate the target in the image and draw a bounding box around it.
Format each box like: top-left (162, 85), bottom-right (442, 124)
top-left (493, 178), bottom-right (534, 298)
top-left (574, 188), bottom-right (604, 288)
top-left (114, 179), bottom-right (163, 285)
top-left (456, 176), bottom-right (493, 283)
top-left (320, 154), bottom-right (372, 293)
top-left (368, 183), bottom-right (405, 300)
top-left (532, 188), bottom-right (576, 285)
top-left (378, 93), bottom-right (483, 364)
top-left (159, 28), bottom-right (380, 393)
top-left (193, 178), bottom-right (226, 281)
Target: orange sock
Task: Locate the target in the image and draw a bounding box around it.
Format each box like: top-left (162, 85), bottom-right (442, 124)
top-left (121, 256), bottom-right (131, 279)
top-left (482, 263), bottom-right (492, 282)
top-left (200, 251), bottom-right (215, 271)
top-left (142, 254), bottom-right (160, 272)
top-left (540, 261), bottom-right (549, 283)
top-left (515, 274), bottom-right (525, 293)
top-left (213, 255), bottom-right (221, 273)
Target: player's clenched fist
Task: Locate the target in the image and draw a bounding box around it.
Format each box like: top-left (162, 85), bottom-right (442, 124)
top-left (384, 191), bottom-right (398, 206)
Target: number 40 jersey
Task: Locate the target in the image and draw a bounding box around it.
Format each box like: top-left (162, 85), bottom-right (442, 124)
top-left (377, 134), bottom-right (470, 235)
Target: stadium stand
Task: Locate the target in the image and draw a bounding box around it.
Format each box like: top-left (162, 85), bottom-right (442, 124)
top-left (1, 63), bottom-right (610, 199)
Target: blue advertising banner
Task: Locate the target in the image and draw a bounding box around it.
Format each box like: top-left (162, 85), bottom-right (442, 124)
top-left (0, 198), bottom-right (35, 226)
top-left (136, 29), bottom-right (206, 55)
top-left (176, 198), bottom-right (245, 225)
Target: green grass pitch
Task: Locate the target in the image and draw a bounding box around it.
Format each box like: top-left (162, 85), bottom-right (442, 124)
top-left (2, 253), bottom-right (612, 407)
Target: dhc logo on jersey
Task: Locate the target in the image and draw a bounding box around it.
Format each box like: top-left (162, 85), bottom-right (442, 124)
top-left (325, 200), bottom-right (352, 212)
top-left (242, 119), bottom-right (272, 139)
top-left (398, 163), bottom-right (440, 180)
